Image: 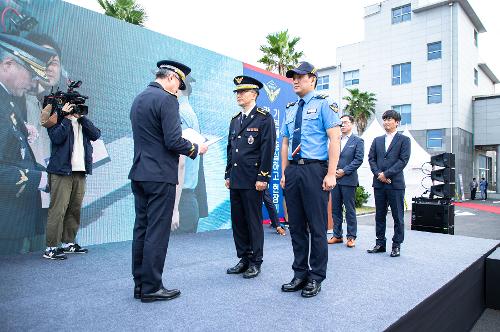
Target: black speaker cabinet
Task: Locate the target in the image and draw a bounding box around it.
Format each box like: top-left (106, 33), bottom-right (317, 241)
top-left (430, 153), bottom-right (455, 168)
top-left (411, 199), bottom-right (454, 235)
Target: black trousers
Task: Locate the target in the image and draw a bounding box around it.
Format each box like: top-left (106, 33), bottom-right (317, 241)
top-left (471, 188), bottom-right (477, 200)
top-left (331, 184), bottom-right (357, 239)
top-left (263, 188), bottom-right (280, 228)
top-left (131, 181), bottom-right (175, 294)
top-left (284, 162), bottom-right (329, 282)
top-left (374, 188), bottom-right (405, 248)
top-left (230, 188), bottom-right (264, 266)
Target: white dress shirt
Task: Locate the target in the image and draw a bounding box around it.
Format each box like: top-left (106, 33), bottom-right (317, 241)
top-left (385, 131), bottom-right (397, 152)
top-left (340, 134), bottom-right (350, 152)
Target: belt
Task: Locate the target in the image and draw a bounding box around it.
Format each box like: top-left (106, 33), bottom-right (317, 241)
top-left (289, 158), bottom-right (326, 165)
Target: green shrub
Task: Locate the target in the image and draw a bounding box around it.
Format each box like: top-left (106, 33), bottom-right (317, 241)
top-left (355, 186), bottom-right (370, 208)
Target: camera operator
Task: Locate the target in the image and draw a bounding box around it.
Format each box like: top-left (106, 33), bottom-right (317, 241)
top-left (43, 102), bottom-right (101, 260)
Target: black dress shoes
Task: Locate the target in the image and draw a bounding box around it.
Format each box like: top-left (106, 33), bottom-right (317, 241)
top-left (134, 285), bottom-right (141, 299)
top-left (301, 280), bottom-right (322, 298)
top-left (141, 287), bottom-right (181, 303)
top-left (367, 244), bottom-right (386, 253)
top-left (390, 247), bottom-right (401, 257)
top-left (227, 261), bottom-right (249, 274)
top-left (243, 265), bottom-right (261, 279)
top-left (281, 277), bottom-right (308, 292)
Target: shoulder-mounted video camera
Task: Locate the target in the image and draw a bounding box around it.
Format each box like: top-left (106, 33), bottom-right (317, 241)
top-left (43, 80), bottom-right (89, 116)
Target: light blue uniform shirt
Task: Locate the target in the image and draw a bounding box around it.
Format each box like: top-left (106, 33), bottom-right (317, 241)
top-left (179, 96), bottom-right (200, 190)
top-left (280, 91), bottom-right (341, 160)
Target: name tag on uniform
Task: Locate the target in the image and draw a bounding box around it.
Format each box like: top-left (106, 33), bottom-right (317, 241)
top-left (247, 128), bottom-right (259, 132)
top-left (306, 108), bottom-right (317, 114)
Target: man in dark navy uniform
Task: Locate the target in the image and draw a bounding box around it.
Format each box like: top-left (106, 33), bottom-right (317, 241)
top-left (129, 60), bottom-right (208, 302)
top-left (225, 75), bottom-right (276, 279)
top-left (280, 62), bottom-right (341, 297)
top-left (367, 110), bottom-right (410, 257)
top-left (0, 34), bottom-right (56, 254)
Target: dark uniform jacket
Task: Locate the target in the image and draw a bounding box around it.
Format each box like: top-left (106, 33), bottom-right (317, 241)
top-left (46, 116), bottom-right (101, 176)
top-left (368, 132), bottom-right (411, 190)
top-left (337, 135), bottom-right (364, 187)
top-left (225, 105), bottom-right (276, 189)
top-left (128, 82), bottom-right (197, 184)
top-left (0, 85), bottom-right (43, 240)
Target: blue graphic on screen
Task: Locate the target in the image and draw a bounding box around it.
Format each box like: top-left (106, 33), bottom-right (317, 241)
top-left (0, 0), bottom-right (293, 254)
top-left (243, 65), bottom-right (295, 221)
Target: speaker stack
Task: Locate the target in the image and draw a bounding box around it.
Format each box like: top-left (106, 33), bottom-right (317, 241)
top-left (411, 153), bottom-right (455, 235)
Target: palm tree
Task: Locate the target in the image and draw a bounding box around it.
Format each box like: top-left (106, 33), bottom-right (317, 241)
top-left (97, 0), bottom-right (147, 26)
top-left (258, 30), bottom-right (304, 76)
top-left (343, 88), bottom-right (377, 135)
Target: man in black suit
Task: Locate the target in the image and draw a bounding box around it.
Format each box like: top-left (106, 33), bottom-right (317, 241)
top-left (129, 60), bottom-right (208, 303)
top-left (225, 75), bottom-right (276, 279)
top-left (328, 115), bottom-right (364, 248)
top-left (0, 34), bottom-right (56, 254)
top-left (367, 110), bottom-right (410, 257)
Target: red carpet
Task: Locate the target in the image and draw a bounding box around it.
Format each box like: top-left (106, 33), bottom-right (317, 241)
top-left (454, 202), bottom-right (500, 214)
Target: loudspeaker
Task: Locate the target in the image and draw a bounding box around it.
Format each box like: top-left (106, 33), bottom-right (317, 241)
top-left (431, 168), bottom-right (455, 183)
top-left (430, 153), bottom-right (455, 168)
top-left (411, 199), bottom-right (454, 234)
top-left (430, 183), bottom-right (455, 199)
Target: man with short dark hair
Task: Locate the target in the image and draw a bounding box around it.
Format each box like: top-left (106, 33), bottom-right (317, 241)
top-left (129, 60), bottom-right (208, 302)
top-left (469, 177), bottom-right (478, 200)
top-left (367, 110), bottom-right (410, 257)
top-left (328, 114), bottom-right (364, 248)
top-left (280, 62), bottom-right (341, 297)
top-left (225, 75), bottom-right (276, 279)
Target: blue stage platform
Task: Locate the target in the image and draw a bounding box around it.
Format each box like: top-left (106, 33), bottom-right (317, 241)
top-left (0, 225), bottom-right (498, 331)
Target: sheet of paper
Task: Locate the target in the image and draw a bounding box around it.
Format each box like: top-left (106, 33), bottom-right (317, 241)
top-left (205, 136), bottom-right (224, 146)
top-left (182, 128), bottom-right (207, 145)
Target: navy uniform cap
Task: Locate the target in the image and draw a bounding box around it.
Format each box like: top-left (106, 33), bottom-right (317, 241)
top-left (285, 61), bottom-right (317, 78)
top-left (233, 75), bottom-right (263, 92)
top-left (156, 60), bottom-right (191, 90)
top-left (0, 33), bottom-right (57, 82)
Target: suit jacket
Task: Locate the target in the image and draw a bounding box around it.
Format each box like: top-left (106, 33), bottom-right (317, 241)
top-left (368, 132), bottom-right (411, 190)
top-left (0, 85), bottom-right (43, 240)
top-left (225, 105), bottom-right (276, 189)
top-left (128, 82), bottom-right (198, 184)
top-left (337, 135), bottom-right (364, 186)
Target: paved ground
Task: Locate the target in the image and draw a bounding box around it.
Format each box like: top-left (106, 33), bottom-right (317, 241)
top-left (350, 199), bottom-right (500, 331)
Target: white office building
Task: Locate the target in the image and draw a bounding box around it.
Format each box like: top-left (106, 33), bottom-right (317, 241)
top-left (317, 0), bottom-right (500, 195)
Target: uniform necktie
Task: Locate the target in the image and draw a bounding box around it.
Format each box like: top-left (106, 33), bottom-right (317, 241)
top-left (291, 99), bottom-right (305, 160)
top-left (241, 114), bottom-right (247, 125)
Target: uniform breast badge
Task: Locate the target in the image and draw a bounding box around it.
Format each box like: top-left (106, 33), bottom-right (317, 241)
top-left (248, 135), bottom-right (254, 145)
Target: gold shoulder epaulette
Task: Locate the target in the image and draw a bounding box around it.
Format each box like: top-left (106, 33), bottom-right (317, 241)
top-left (256, 107), bottom-right (268, 116)
top-left (231, 112), bottom-right (241, 119)
top-left (286, 101), bottom-right (296, 108)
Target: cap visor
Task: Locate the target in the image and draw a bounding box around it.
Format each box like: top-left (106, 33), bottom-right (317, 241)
top-left (285, 69), bottom-right (309, 78)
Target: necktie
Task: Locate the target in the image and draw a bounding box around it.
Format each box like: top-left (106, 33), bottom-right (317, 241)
top-left (241, 114), bottom-right (247, 125)
top-left (291, 99), bottom-right (305, 160)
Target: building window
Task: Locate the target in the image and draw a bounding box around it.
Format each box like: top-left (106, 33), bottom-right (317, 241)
top-left (427, 129), bottom-right (443, 149)
top-left (316, 75), bottom-right (329, 91)
top-left (392, 104), bottom-right (411, 125)
top-left (343, 70), bottom-right (359, 86)
top-left (392, 4), bottom-right (411, 24)
top-left (474, 68), bottom-right (478, 86)
top-left (474, 30), bottom-right (478, 47)
top-left (427, 41), bottom-right (441, 60)
top-left (392, 63), bottom-right (411, 85)
top-left (427, 85), bottom-right (442, 104)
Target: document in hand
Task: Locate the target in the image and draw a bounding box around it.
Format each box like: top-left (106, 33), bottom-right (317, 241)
top-left (182, 128), bottom-right (207, 145)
